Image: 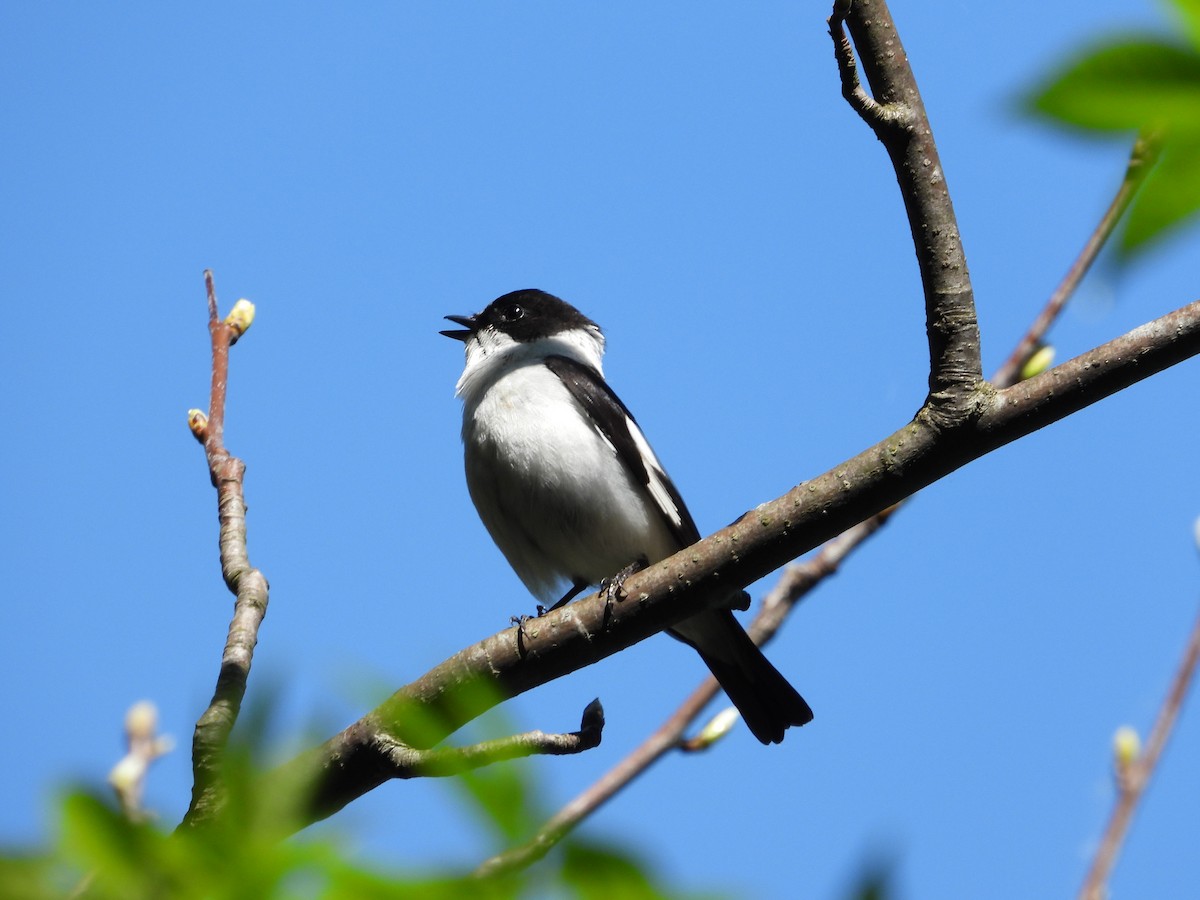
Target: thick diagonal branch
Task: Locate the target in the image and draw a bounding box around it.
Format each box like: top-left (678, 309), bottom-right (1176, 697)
top-left (258, 299), bottom-right (1200, 829)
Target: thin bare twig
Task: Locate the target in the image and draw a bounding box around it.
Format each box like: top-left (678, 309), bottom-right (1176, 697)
top-left (180, 271), bottom-right (269, 828)
top-left (108, 701), bottom-right (174, 821)
top-left (1078, 603), bottom-right (1200, 900)
top-left (994, 133), bottom-right (1162, 387)
top-left (828, 3), bottom-right (890, 123)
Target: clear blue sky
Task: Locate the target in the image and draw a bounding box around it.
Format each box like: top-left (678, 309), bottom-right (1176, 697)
top-left (2, 2), bottom-right (1198, 897)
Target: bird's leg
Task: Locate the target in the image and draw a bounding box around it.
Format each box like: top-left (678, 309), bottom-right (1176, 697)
top-left (510, 615), bottom-right (531, 657)
top-left (601, 557), bottom-right (648, 604)
top-left (537, 579), bottom-right (591, 616)
top-left (599, 558), bottom-right (647, 630)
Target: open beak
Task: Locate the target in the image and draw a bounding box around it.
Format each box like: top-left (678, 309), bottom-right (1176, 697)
top-left (440, 314), bottom-right (477, 342)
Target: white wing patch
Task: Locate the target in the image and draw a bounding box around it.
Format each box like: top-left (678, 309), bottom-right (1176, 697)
top-left (626, 416), bottom-right (684, 529)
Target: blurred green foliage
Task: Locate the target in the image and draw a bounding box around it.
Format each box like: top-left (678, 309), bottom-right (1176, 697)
top-left (1026, 0), bottom-right (1200, 253)
top-left (0, 776), bottom-right (710, 900)
top-left (0, 706), bottom-right (716, 900)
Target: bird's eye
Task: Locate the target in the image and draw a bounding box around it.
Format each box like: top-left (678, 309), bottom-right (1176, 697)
top-left (502, 303), bottom-right (524, 322)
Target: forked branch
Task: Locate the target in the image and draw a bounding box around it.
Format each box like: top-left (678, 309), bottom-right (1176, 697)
top-left (830, 0), bottom-right (981, 420)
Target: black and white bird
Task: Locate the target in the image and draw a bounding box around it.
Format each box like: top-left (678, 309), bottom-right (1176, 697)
top-left (442, 289), bottom-right (812, 744)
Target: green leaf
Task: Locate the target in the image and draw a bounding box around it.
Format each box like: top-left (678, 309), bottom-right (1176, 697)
top-left (1169, 0), bottom-right (1200, 49)
top-left (453, 757), bottom-right (542, 844)
top-left (1121, 131), bottom-right (1200, 250)
top-left (1028, 39), bottom-right (1200, 131)
top-left (560, 839), bottom-right (721, 900)
top-left (560, 841), bottom-right (670, 900)
top-left (325, 867), bottom-right (521, 900)
top-left (59, 793), bottom-right (154, 889)
top-left (0, 852), bottom-right (63, 900)
top-left (438, 701), bottom-right (548, 844)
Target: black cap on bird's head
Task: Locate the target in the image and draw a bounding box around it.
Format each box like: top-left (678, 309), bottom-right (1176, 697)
top-left (441, 289), bottom-right (599, 344)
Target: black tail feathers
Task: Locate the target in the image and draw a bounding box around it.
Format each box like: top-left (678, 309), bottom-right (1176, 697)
top-left (687, 610), bottom-right (813, 745)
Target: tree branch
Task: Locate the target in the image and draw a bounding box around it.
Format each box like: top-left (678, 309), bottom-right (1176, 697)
top-left (1078, 600), bottom-right (1200, 899)
top-left (472, 513), bottom-right (895, 878)
top-left (394, 699), bottom-right (604, 780)
top-left (243, 0), bottom-right (1199, 840)
top-left (108, 701), bottom-right (174, 822)
top-left (244, 0), bottom-right (1200, 815)
top-left (993, 134), bottom-right (1162, 387)
top-left (181, 271), bottom-right (269, 828)
top-left (254, 297), bottom-right (1200, 831)
top-left (178, 0), bottom-right (1196, 856)
top-left (830, 0), bottom-right (982, 421)
top-left (479, 121), bottom-right (1169, 876)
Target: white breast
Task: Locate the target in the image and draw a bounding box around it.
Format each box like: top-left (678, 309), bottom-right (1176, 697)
top-left (461, 360), bottom-right (678, 603)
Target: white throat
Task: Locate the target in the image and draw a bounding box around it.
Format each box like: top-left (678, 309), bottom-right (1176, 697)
top-left (454, 324), bottom-right (606, 403)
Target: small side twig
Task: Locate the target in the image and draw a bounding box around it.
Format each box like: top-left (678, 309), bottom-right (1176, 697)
top-left (474, 692), bottom-right (702, 878)
top-left (1078, 601), bottom-right (1200, 900)
top-left (181, 271), bottom-right (268, 828)
top-left (994, 133), bottom-right (1162, 387)
top-left (828, 1), bottom-right (893, 124)
top-left (398, 699), bottom-right (604, 781)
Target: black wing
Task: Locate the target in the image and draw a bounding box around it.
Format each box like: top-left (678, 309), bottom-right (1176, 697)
top-left (544, 354), bottom-right (701, 548)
